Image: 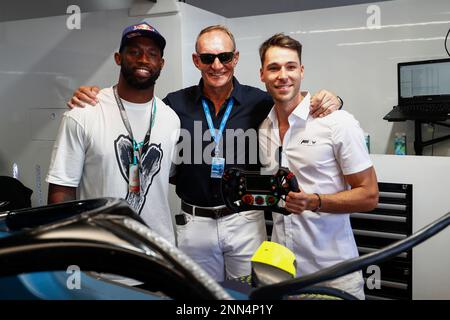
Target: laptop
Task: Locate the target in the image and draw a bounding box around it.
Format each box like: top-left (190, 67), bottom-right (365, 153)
top-left (383, 58), bottom-right (450, 121)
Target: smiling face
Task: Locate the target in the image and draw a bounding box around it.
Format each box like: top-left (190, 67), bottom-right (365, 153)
top-left (260, 46), bottom-right (304, 107)
top-left (192, 30), bottom-right (239, 92)
top-left (115, 37), bottom-right (164, 90)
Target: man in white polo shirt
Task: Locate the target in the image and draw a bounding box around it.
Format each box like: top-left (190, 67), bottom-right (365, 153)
top-left (258, 33), bottom-right (379, 299)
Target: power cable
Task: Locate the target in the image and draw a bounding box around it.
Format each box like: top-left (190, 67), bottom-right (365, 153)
top-left (445, 27), bottom-right (450, 57)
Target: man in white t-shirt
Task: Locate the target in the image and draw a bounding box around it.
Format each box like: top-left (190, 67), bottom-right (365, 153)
top-left (46, 22), bottom-right (180, 245)
top-left (258, 34), bottom-right (379, 299)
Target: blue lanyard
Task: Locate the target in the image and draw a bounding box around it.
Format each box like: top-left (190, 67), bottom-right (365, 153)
top-left (201, 97), bottom-right (234, 156)
top-left (133, 141), bottom-right (144, 165)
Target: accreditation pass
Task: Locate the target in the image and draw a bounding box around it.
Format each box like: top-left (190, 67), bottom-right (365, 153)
top-left (176, 304), bottom-right (274, 317)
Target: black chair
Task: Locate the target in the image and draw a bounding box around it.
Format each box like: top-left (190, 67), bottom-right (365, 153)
top-left (0, 176), bottom-right (33, 211)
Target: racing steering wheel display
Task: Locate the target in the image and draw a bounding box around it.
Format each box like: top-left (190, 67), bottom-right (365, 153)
top-left (221, 167), bottom-right (299, 215)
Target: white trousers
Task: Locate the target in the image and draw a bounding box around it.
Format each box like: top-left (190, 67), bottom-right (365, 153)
top-left (320, 271), bottom-right (366, 300)
top-left (176, 208), bottom-right (267, 282)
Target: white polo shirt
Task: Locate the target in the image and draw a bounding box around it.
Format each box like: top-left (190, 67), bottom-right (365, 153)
top-left (258, 92), bottom-right (372, 276)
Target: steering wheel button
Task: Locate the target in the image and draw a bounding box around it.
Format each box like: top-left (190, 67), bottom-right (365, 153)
top-left (255, 196), bottom-right (265, 205)
top-left (242, 194), bottom-right (254, 204)
top-left (266, 196), bottom-right (276, 205)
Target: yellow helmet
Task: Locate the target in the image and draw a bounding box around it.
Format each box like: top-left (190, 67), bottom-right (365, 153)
top-left (251, 241), bottom-right (296, 278)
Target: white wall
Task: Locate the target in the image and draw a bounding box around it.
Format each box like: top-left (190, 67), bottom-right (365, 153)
top-left (0, 8), bottom-right (183, 205)
top-left (230, 0), bottom-right (450, 156)
top-left (179, 3), bottom-right (226, 87)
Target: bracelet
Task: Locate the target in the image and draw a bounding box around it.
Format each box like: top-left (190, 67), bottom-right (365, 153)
top-left (313, 193), bottom-right (322, 212)
top-left (337, 96), bottom-right (344, 110)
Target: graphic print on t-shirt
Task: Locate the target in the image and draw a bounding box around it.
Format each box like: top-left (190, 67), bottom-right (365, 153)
top-left (114, 134), bottom-right (163, 214)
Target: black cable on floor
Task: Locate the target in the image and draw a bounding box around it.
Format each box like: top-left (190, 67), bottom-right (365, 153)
top-left (445, 27), bottom-right (450, 57)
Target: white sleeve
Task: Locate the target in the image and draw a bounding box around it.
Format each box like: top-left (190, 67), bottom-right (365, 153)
top-left (331, 113), bottom-right (372, 176)
top-left (46, 114), bottom-right (86, 187)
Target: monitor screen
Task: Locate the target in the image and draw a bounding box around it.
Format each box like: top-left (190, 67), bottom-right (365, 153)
top-left (399, 60), bottom-right (450, 98)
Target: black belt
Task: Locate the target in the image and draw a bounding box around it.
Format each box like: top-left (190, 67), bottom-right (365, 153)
top-left (181, 202), bottom-right (235, 219)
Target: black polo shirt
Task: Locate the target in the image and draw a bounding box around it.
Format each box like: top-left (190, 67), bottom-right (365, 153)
top-left (163, 77), bottom-right (273, 207)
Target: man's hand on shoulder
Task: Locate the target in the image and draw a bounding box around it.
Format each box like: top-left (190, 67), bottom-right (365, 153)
top-left (310, 89), bottom-right (342, 118)
top-left (67, 86), bottom-right (101, 109)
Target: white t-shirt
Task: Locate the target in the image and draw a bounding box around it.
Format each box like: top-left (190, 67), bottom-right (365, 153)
top-left (46, 87), bottom-right (180, 245)
top-left (259, 92), bottom-right (372, 276)
top-left (120, 99), bottom-right (152, 143)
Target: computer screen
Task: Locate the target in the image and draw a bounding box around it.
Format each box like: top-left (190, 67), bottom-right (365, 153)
top-left (399, 59), bottom-right (450, 98)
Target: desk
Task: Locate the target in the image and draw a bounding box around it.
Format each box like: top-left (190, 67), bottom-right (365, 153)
top-left (383, 107), bottom-right (450, 155)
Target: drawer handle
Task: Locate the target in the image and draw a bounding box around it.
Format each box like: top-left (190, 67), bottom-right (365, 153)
top-left (351, 212), bottom-right (406, 222)
top-left (376, 203), bottom-right (407, 211)
top-left (353, 229), bottom-right (406, 239)
top-left (358, 246), bottom-right (408, 258)
top-left (379, 191), bottom-right (406, 199)
top-left (364, 278), bottom-right (408, 290)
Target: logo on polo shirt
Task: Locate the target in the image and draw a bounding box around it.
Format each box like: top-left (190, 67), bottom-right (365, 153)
top-left (300, 139), bottom-right (317, 146)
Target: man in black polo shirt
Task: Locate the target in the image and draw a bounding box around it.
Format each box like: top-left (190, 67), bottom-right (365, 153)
top-left (68, 25), bottom-right (342, 281)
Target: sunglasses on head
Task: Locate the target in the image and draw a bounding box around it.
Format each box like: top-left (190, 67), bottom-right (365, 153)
top-left (198, 52), bottom-right (234, 64)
